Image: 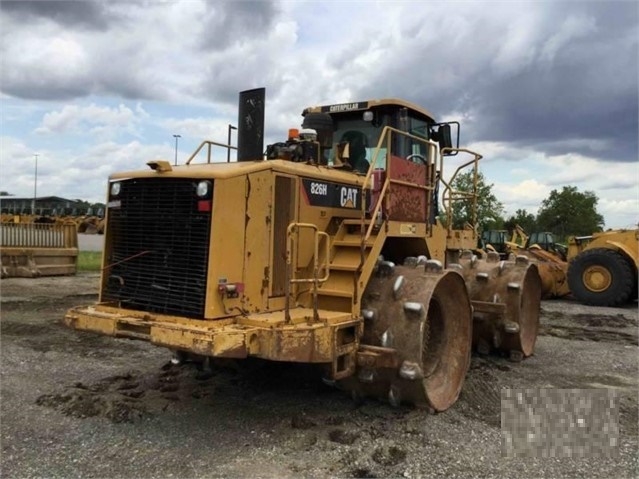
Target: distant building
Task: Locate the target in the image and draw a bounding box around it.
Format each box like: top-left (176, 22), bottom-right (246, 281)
top-left (0, 196), bottom-right (99, 216)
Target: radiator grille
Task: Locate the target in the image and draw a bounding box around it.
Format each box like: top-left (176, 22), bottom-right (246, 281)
top-left (103, 178), bottom-right (212, 318)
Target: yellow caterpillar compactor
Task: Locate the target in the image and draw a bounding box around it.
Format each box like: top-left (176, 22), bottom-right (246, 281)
top-left (65, 89), bottom-right (541, 411)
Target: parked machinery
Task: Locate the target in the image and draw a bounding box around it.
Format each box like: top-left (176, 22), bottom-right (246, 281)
top-left (566, 229), bottom-right (638, 306)
top-left (64, 89), bottom-right (541, 411)
top-left (504, 227), bottom-right (638, 306)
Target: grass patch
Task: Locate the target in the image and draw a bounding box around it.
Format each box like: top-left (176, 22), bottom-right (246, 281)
top-left (77, 251), bottom-right (102, 272)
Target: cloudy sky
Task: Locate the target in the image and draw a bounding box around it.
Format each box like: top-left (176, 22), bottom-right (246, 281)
top-left (1, 0), bottom-right (637, 228)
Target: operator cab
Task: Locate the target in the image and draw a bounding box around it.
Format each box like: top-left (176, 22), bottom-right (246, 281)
top-left (527, 232), bottom-right (568, 261)
top-left (301, 99), bottom-right (460, 173)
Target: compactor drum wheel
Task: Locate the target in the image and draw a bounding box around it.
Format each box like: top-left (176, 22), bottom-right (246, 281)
top-left (457, 251), bottom-right (542, 361)
top-left (340, 261), bottom-right (473, 412)
top-left (567, 248), bottom-right (635, 307)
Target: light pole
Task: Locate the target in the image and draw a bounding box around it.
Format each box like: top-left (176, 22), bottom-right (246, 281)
top-left (227, 124), bottom-right (237, 162)
top-left (32, 153), bottom-right (39, 215)
top-left (173, 134), bottom-right (181, 166)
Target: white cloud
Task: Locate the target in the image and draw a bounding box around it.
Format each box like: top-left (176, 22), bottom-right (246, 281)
top-left (0, 137), bottom-right (176, 204)
top-left (598, 198), bottom-right (639, 230)
top-left (7, 30), bottom-right (89, 81)
top-left (160, 117), bottom-right (226, 142)
top-left (494, 179), bottom-right (551, 215)
top-left (34, 103), bottom-right (145, 139)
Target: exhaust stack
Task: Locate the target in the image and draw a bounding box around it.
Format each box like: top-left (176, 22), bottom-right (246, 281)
top-left (237, 88), bottom-right (265, 162)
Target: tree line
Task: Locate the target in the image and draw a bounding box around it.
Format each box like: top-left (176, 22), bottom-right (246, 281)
top-left (447, 172), bottom-right (606, 241)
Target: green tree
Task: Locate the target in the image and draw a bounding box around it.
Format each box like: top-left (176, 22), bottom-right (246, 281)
top-left (448, 171), bottom-right (504, 231)
top-left (536, 186), bottom-right (604, 239)
top-left (504, 209), bottom-right (537, 235)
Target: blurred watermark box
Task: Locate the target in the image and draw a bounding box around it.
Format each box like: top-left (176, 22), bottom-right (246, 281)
top-left (501, 388), bottom-right (619, 458)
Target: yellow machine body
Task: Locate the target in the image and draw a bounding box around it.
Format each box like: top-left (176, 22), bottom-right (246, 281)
top-left (65, 93), bottom-right (541, 410)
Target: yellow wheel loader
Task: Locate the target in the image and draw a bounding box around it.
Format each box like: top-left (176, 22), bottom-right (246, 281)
top-left (64, 89), bottom-right (541, 411)
top-left (504, 227), bottom-right (638, 306)
top-left (566, 229), bottom-right (639, 306)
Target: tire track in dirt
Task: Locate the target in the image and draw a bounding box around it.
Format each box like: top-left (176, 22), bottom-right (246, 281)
top-left (540, 311), bottom-right (638, 346)
top-left (540, 325), bottom-right (638, 345)
top-left (455, 356), bottom-right (512, 428)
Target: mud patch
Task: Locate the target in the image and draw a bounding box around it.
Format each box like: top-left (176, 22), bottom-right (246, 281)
top-left (36, 388), bottom-right (146, 423)
top-left (326, 414), bottom-right (346, 425)
top-left (456, 356), bottom-right (507, 428)
top-left (328, 428), bottom-right (360, 445)
top-left (540, 325), bottom-right (638, 345)
top-left (571, 313), bottom-right (636, 328)
top-left (291, 414), bottom-right (317, 430)
top-left (372, 445), bottom-right (406, 466)
top-left (542, 309), bottom-right (638, 327)
top-left (34, 363), bottom-right (215, 423)
top-left (1, 321), bottom-right (49, 336)
top-left (23, 329), bottom-right (140, 356)
top-left (350, 467), bottom-right (377, 478)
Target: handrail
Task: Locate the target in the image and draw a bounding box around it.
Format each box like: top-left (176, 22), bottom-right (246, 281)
top-left (284, 222), bottom-right (330, 322)
top-left (185, 140), bottom-right (238, 165)
top-left (439, 148), bottom-right (483, 236)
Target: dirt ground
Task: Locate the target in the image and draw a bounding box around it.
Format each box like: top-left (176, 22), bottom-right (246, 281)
top-left (1, 273), bottom-right (637, 478)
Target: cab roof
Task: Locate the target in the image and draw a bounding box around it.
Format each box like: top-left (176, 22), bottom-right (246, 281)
top-left (302, 98), bottom-right (436, 123)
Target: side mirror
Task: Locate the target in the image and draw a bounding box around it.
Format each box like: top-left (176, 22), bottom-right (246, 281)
top-left (438, 124), bottom-right (452, 150)
top-left (430, 121), bottom-right (460, 156)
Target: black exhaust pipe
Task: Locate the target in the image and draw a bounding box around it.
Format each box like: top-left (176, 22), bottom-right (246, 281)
top-left (237, 88), bottom-right (265, 162)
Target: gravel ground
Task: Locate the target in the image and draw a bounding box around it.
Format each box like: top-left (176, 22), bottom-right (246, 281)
top-left (1, 274), bottom-right (637, 478)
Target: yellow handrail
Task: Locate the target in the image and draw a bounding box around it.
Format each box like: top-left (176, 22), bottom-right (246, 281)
top-left (439, 148), bottom-right (483, 235)
top-left (185, 140), bottom-right (238, 165)
top-left (284, 222), bottom-right (330, 322)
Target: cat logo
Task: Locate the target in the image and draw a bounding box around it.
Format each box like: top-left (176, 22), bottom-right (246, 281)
top-left (340, 187), bottom-right (358, 208)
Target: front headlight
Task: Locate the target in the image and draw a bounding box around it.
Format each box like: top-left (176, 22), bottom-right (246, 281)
top-left (110, 182), bottom-right (121, 196)
top-left (196, 180), bottom-right (211, 197)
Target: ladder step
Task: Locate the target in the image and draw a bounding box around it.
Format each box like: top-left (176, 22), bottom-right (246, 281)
top-left (330, 262), bottom-right (359, 272)
top-left (342, 233), bottom-right (376, 242)
top-left (318, 288), bottom-right (354, 298)
top-left (342, 219), bottom-right (371, 226)
top-left (333, 238), bottom-right (374, 248)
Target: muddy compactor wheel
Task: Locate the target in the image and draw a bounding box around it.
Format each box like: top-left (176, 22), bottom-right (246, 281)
top-left (340, 261), bottom-right (473, 412)
top-left (457, 251), bottom-right (542, 360)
